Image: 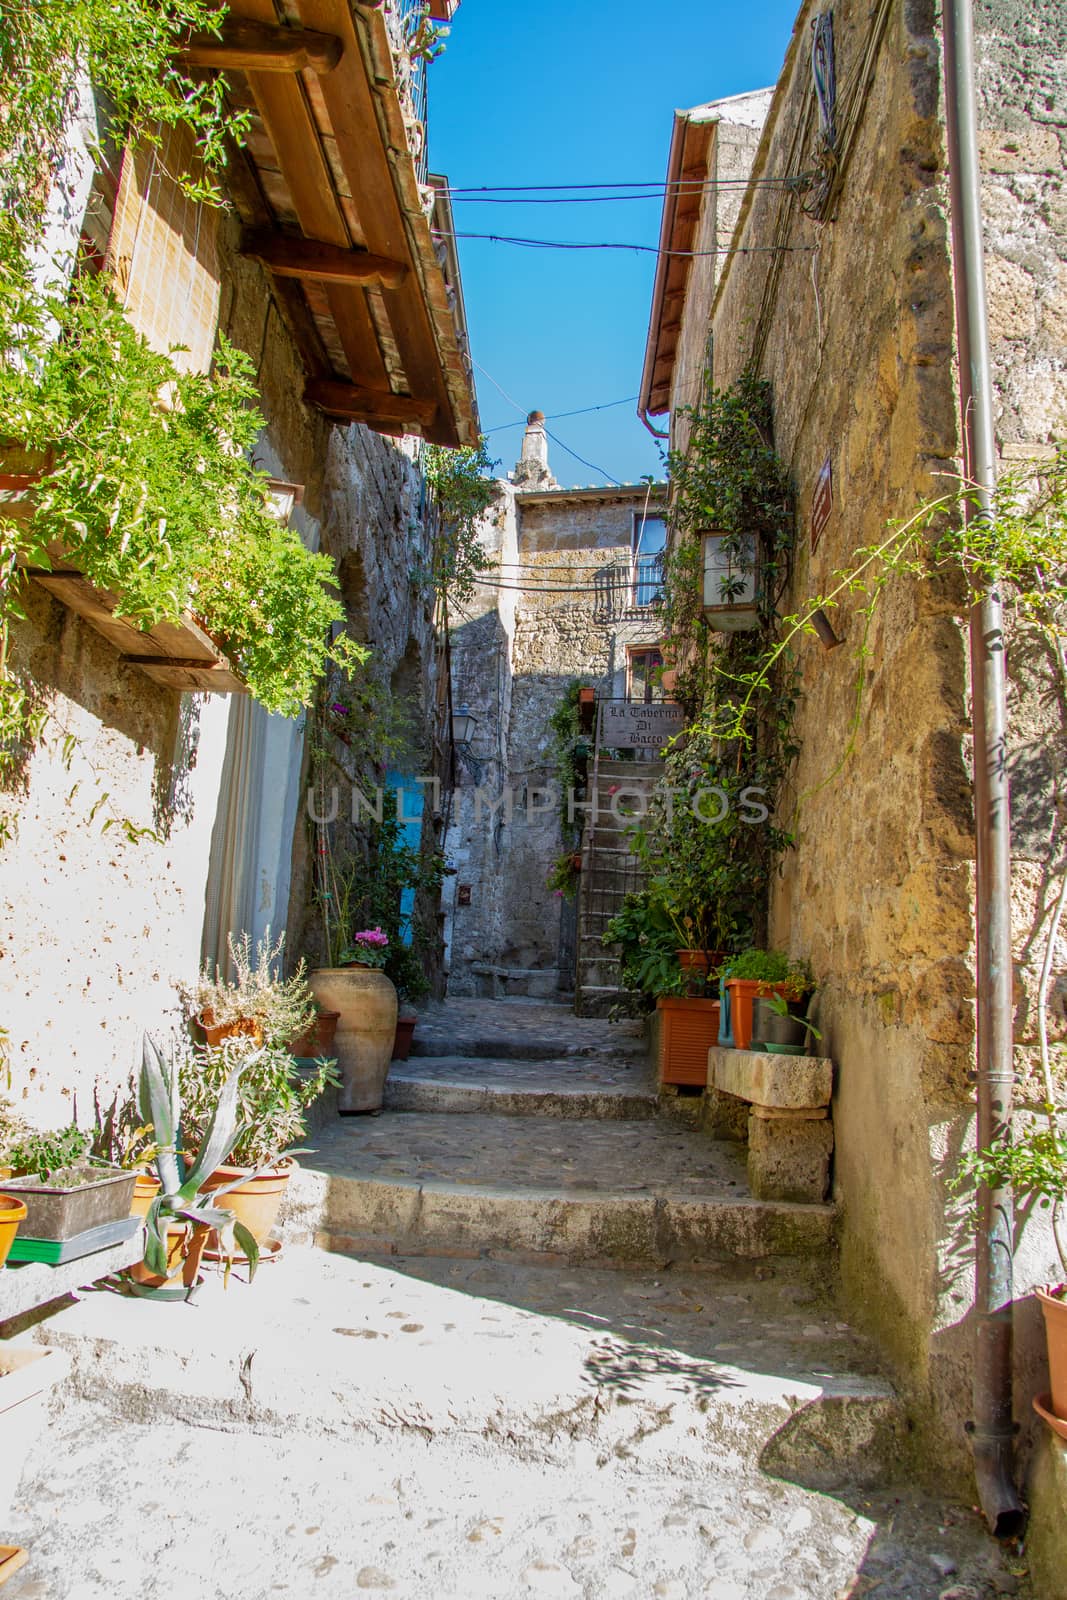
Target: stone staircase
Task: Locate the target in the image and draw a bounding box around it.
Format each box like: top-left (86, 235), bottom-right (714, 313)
top-left (575, 758), bottom-right (663, 1015)
top-left (6, 999), bottom-right (1031, 1600)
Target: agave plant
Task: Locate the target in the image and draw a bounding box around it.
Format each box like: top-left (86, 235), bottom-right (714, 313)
top-left (138, 1034), bottom-right (260, 1279)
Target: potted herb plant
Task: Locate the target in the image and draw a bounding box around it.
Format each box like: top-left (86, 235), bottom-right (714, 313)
top-left (179, 1039), bottom-right (337, 1253)
top-left (721, 950), bottom-right (813, 1052)
top-left (177, 928), bottom-right (316, 1050)
top-left (127, 1035), bottom-right (257, 1299)
top-left (0, 1125), bottom-right (137, 1259)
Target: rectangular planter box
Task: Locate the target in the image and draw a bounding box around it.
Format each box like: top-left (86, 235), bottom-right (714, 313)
top-left (656, 996), bottom-right (721, 1087)
top-left (0, 1345), bottom-right (72, 1525)
top-left (1, 1167), bottom-right (135, 1241)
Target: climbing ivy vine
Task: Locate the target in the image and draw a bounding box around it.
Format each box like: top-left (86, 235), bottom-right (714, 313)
top-left (0, 0), bottom-right (373, 842)
top-left (629, 370), bottom-right (799, 958)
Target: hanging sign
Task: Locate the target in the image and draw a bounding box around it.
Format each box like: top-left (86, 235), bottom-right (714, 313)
top-left (811, 456), bottom-right (834, 552)
top-left (597, 700), bottom-right (686, 750)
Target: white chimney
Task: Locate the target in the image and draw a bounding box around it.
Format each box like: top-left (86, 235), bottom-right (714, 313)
top-left (512, 410), bottom-right (557, 488)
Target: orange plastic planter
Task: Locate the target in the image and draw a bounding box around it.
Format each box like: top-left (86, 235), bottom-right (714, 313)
top-left (1036, 1284), bottom-right (1067, 1424)
top-left (724, 979), bottom-right (793, 1051)
top-left (656, 996), bottom-right (721, 1087)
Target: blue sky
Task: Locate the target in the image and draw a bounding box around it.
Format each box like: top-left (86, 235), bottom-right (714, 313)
top-left (427, 0), bottom-right (802, 487)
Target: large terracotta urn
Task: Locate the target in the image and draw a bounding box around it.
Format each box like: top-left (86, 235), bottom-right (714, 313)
top-left (308, 967), bottom-right (398, 1113)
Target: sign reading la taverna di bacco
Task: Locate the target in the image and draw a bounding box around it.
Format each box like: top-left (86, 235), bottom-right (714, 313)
top-left (597, 700), bottom-right (686, 750)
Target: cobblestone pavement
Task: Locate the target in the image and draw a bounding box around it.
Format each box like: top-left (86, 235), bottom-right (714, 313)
top-left (388, 1053), bottom-right (656, 1099)
top-left (2, 1404), bottom-right (1032, 1600)
top-left (413, 998), bottom-right (646, 1059)
top-left (305, 1110), bottom-right (748, 1196)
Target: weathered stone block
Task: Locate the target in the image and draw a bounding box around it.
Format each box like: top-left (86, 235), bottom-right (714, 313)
top-left (1027, 1431), bottom-right (1067, 1600)
top-left (709, 1047), bottom-right (833, 1109)
top-left (747, 1109), bottom-right (834, 1204)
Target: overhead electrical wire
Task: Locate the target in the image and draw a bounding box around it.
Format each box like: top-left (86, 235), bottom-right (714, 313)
top-left (483, 395), bottom-right (639, 433)
top-left (443, 231), bottom-right (816, 257)
top-left (472, 358), bottom-right (622, 487)
top-left (439, 177), bottom-right (811, 195)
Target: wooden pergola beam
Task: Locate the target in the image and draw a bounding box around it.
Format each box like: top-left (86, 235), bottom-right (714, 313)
top-left (241, 229), bottom-right (407, 288)
top-left (306, 379), bottom-right (437, 430)
top-left (180, 18), bottom-right (343, 74)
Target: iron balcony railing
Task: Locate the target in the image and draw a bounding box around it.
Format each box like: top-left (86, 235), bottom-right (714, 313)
top-left (592, 553), bottom-right (665, 624)
top-left (383, 0), bottom-right (433, 185)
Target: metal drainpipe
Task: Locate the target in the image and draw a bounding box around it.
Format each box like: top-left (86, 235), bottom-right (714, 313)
top-left (942, 0), bottom-right (1025, 1538)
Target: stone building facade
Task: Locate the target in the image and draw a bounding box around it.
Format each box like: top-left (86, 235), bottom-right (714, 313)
top-left (444, 420), bottom-right (666, 997)
top-left (0, 3), bottom-right (476, 1125)
top-left (640, 0), bottom-right (1067, 1491)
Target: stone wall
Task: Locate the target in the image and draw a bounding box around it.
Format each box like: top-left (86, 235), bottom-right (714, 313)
top-left (705, 0), bottom-right (973, 1474)
top-left (1, 206), bottom-right (440, 1127)
top-left (695, 0), bottom-right (1067, 1477)
top-left (446, 484), bottom-right (664, 996)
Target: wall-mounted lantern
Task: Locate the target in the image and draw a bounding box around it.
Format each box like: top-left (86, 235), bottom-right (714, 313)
top-left (265, 479), bottom-right (304, 524)
top-left (701, 530), bottom-right (759, 632)
top-left (451, 703), bottom-right (478, 748)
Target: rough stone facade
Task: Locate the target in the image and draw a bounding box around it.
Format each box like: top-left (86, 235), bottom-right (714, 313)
top-left (651, 0), bottom-right (1067, 1481)
top-left (445, 430), bottom-right (665, 997)
top-left (1, 172), bottom-right (442, 1127)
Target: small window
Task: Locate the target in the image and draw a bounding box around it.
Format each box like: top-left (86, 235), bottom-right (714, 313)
top-left (632, 514), bottom-right (666, 608)
top-left (628, 645), bottom-right (664, 704)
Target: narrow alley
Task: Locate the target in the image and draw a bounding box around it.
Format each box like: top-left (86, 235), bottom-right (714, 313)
top-left (1, 1002), bottom-right (1031, 1599)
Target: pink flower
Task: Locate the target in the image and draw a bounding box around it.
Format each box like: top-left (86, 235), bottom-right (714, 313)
top-left (353, 927), bottom-right (388, 947)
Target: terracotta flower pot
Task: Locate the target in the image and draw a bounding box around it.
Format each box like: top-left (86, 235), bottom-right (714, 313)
top-left (0, 1195), bottom-right (27, 1270)
top-left (309, 967), bottom-right (398, 1112)
top-left (199, 1159), bottom-right (294, 1250)
top-left (655, 996), bottom-right (721, 1087)
top-left (200, 1012), bottom-right (263, 1049)
top-left (1036, 1284), bottom-right (1067, 1422)
top-left (288, 1009), bottom-right (340, 1059)
top-left (130, 1173), bottom-right (161, 1219)
top-left (127, 1220), bottom-right (208, 1290)
top-left (392, 1013), bottom-right (417, 1062)
top-left (723, 978), bottom-right (794, 1051)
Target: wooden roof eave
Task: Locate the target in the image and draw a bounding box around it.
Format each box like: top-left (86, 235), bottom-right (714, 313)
top-left (351, 1), bottom-right (479, 447)
top-left (638, 114), bottom-right (716, 419)
top-left (214, 1), bottom-right (477, 447)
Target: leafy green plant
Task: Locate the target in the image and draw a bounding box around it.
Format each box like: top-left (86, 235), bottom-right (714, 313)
top-left (765, 993), bottom-right (823, 1041)
top-left (649, 373), bottom-right (798, 953)
top-left (548, 679), bottom-right (593, 844)
top-left (0, 1124), bottom-right (90, 1182)
top-left (2, 273), bottom-right (369, 719)
top-left (422, 438), bottom-right (496, 604)
top-left (957, 1123), bottom-right (1066, 1284)
top-left (178, 1039), bottom-right (337, 1172)
top-left (0, 0), bottom-right (246, 252)
top-left (724, 949), bottom-right (813, 997)
top-left (176, 929), bottom-right (316, 1049)
top-left (603, 890), bottom-right (687, 1000)
top-left (138, 1032), bottom-right (259, 1277)
top-left (547, 852), bottom-right (581, 901)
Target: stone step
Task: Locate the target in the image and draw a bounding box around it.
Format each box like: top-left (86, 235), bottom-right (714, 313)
top-left (409, 999), bottom-right (645, 1063)
top-left (384, 1056), bottom-right (656, 1120)
top-left (26, 1248), bottom-right (907, 1507)
top-left (280, 1112), bottom-right (835, 1267)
